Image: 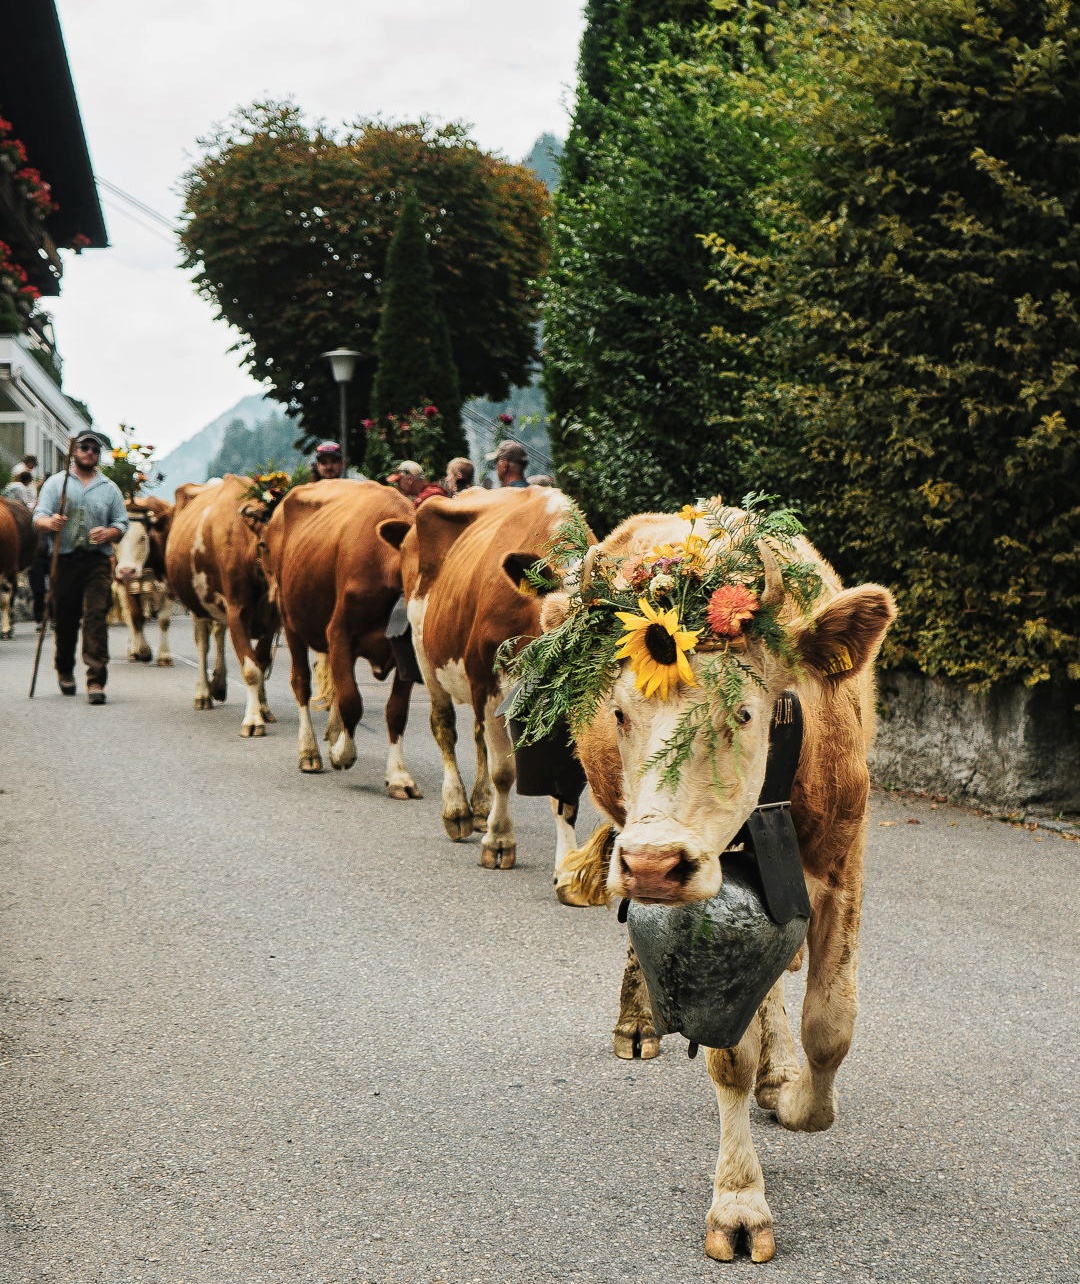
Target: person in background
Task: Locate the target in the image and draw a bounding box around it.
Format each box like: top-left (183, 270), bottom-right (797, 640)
top-left (526, 474), bottom-right (554, 487)
top-left (485, 439), bottom-right (529, 488)
top-left (386, 460), bottom-right (446, 507)
top-left (442, 457), bottom-right (475, 495)
top-left (310, 441), bottom-right (345, 482)
top-left (2, 468), bottom-right (35, 507)
top-left (32, 430), bottom-right (129, 704)
top-left (19, 455), bottom-right (39, 503)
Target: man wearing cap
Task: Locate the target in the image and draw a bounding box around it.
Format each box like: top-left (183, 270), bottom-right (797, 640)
top-left (386, 460), bottom-right (446, 507)
top-left (310, 441), bottom-right (345, 482)
top-left (485, 439), bottom-right (529, 488)
top-left (33, 430), bottom-right (129, 703)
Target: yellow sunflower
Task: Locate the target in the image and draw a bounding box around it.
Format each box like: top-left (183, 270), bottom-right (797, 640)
top-left (614, 598), bottom-right (701, 700)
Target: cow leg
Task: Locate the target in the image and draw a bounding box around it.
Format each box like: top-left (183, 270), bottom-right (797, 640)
top-left (0, 577), bottom-right (12, 639)
top-left (753, 976), bottom-right (801, 1111)
top-left (226, 607), bottom-right (269, 738)
top-left (254, 631), bottom-right (277, 724)
top-left (613, 945), bottom-right (661, 1060)
top-left (427, 686), bottom-right (472, 837)
top-left (287, 628), bottom-right (322, 773)
top-left (154, 596), bottom-right (174, 666)
top-left (775, 883), bottom-right (860, 1133)
top-left (131, 593), bottom-right (152, 662)
top-left (210, 620), bottom-right (228, 703)
top-left (469, 714), bottom-right (492, 830)
top-left (550, 796), bottom-right (580, 879)
top-left (478, 695), bottom-right (516, 869)
top-left (326, 618), bottom-right (361, 769)
top-left (383, 671), bottom-right (421, 799)
top-left (704, 1031), bottom-right (776, 1263)
top-left (192, 616), bottom-right (216, 709)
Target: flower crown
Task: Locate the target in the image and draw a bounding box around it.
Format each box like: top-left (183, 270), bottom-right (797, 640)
top-left (243, 470), bottom-right (295, 515)
top-left (501, 494), bottom-right (825, 789)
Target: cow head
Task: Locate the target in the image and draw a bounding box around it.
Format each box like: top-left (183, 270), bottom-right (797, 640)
top-left (114, 515), bottom-right (151, 582)
top-left (518, 503), bottom-right (895, 907)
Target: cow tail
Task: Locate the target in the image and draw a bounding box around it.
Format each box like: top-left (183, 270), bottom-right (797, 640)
top-left (554, 822), bottom-right (616, 908)
top-left (311, 653), bottom-right (336, 712)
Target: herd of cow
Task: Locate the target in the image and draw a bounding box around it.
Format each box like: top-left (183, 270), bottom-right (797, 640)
top-left (1, 474), bottom-right (896, 1264)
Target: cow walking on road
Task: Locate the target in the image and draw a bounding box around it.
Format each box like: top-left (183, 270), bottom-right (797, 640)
top-left (517, 501), bottom-right (895, 1263)
top-left (0, 496), bottom-right (35, 640)
top-left (261, 479), bottom-right (422, 797)
top-left (394, 486), bottom-right (588, 870)
top-left (165, 476), bottom-right (279, 736)
top-left (113, 495), bottom-right (174, 665)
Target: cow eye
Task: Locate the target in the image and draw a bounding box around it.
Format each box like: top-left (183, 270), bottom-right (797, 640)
top-left (734, 706), bottom-right (752, 726)
top-left (613, 707), bottom-right (627, 729)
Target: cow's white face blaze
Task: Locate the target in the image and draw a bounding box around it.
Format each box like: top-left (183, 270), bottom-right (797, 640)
top-left (606, 651), bottom-right (782, 905)
top-left (114, 519), bottom-right (149, 582)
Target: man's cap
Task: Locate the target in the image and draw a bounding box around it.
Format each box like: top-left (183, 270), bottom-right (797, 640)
top-left (315, 441), bottom-right (343, 458)
top-left (74, 430), bottom-right (105, 448)
top-left (485, 439), bottom-right (528, 466)
top-left (387, 459), bottom-right (424, 482)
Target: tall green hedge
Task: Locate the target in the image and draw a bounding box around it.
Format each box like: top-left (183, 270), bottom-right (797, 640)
top-left (718, 0), bottom-right (1080, 688)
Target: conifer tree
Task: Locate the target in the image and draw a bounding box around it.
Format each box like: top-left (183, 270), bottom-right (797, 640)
top-left (370, 188), bottom-right (465, 468)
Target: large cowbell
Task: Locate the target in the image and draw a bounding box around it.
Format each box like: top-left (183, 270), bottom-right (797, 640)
top-left (626, 692), bottom-right (811, 1052)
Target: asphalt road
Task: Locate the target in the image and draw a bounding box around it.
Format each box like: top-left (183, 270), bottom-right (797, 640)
top-left (1, 622), bottom-right (1076, 1284)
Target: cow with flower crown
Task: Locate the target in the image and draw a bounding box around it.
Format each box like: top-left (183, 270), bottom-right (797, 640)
top-left (505, 495), bottom-right (895, 1263)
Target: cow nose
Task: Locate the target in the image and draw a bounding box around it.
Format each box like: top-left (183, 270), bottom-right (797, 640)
top-left (618, 846), bottom-right (692, 902)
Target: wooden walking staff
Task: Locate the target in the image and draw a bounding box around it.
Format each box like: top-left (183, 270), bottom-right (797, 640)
top-left (28, 435), bottom-right (77, 698)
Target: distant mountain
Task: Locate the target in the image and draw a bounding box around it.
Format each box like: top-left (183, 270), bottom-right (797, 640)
top-left (152, 394), bottom-right (282, 500)
top-left (523, 133), bottom-right (563, 193)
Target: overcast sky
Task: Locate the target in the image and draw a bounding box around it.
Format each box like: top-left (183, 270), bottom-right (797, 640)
top-left (43, 1), bottom-right (586, 456)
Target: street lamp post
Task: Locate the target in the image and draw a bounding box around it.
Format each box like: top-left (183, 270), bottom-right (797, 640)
top-left (320, 348), bottom-right (362, 472)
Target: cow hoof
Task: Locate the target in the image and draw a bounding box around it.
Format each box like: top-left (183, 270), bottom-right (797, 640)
top-left (299, 756), bottom-right (324, 773)
top-left (480, 844), bottom-right (516, 870)
top-left (613, 1029), bottom-right (661, 1060)
top-left (136, 652), bottom-right (153, 663)
top-left (775, 1077), bottom-right (836, 1133)
top-left (156, 658), bottom-right (174, 667)
top-left (262, 710), bottom-right (277, 724)
top-left (705, 1225), bottom-right (776, 1264)
top-left (194, 697), bottom-right (214, 710)
top-left (387, 781), bottom-right (422, 800)
top-left (443, 815), bottom-right (474, 840)
top-left (1, 629), bottom-right (13, 640)
top-left (211, 684), bottom-right (227, 702)
top-left (240, 723), bottom-right (265, 738)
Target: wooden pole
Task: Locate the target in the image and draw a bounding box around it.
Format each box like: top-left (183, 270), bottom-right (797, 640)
top-left (28, 436), bottom-right (76, 697)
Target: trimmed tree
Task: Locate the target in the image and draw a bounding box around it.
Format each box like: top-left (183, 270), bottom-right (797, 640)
top-left (179, 103), bottom-right (550, 462)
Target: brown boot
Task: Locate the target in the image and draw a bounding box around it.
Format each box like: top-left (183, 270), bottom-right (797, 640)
top-left (87, 684), bottom-right (106, 705)
top-left (58, 674), bottom-right (76, 696)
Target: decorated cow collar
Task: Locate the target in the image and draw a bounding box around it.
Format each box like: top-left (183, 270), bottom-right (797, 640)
top-left (502, 494), bottom-right (825, 790)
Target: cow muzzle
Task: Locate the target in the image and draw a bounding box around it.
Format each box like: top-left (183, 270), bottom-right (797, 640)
top-left (611, 822), bottom-right (722, 905)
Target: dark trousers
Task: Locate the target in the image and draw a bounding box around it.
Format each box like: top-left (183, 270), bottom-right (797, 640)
top-left (29, 550), bottom-right (48, 622)
top-left (52, 551), bottom-right (112, 685)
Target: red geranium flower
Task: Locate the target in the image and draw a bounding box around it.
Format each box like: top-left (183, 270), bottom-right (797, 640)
top-left (423, 405), bottom-right (438, 417)
top-left (706, 584), bottom-right (760, 637)
top-left (497, 412), bottom-right (513, 425)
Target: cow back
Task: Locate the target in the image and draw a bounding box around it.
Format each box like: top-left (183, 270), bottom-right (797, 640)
top-left (408, 487), bottom-right (580, 679)
top-left (165, 475), bottom-right (267, 623)
top-left (264, 479), bottom-right (414, 650)
top-left (0, 496), bottom-right (36, 571)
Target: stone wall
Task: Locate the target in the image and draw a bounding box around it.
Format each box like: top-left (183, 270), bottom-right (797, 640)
top-left (870, 670), bottom-right (1080, 817)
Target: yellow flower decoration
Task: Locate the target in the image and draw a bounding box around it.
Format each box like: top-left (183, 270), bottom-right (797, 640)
top-left (678, 504), bottom-right (708, 521)
top-left (614, 598), bottom-right (701, 700)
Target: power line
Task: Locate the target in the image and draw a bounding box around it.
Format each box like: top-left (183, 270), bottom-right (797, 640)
top-left (96, 176), bottom-right (178, 232)
top-left (97, 193), bottom-right (176, 246)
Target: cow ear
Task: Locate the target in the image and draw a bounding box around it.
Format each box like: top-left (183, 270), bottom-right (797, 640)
top-left (795, 584), bottom-right (896, 682)
top-left (377, 518), bottom-right (412, 550)
top-left (502, 553), bottom-right (560, 597)
top-left (539, 591), bottom-right (572, 633)
top-left (238, 504), bottom-right (267, 536)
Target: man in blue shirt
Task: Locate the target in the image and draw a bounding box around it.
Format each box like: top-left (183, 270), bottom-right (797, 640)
top-left (33, 430), bottom-right (128, 704)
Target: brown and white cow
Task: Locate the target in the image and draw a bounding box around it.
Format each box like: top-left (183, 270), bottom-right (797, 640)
top-left (113, 495), bottom-right (174, 665)
top-left (165, 475), bottom-right (279, 736)
top-left (395, 486), bottom-right (586, 870)
top-left (0, 495), bottom-right (36, 639)
top-left (541, 505), bottom-right (895, 1263)
top-left (260, 478), bottom-right (422, 797)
